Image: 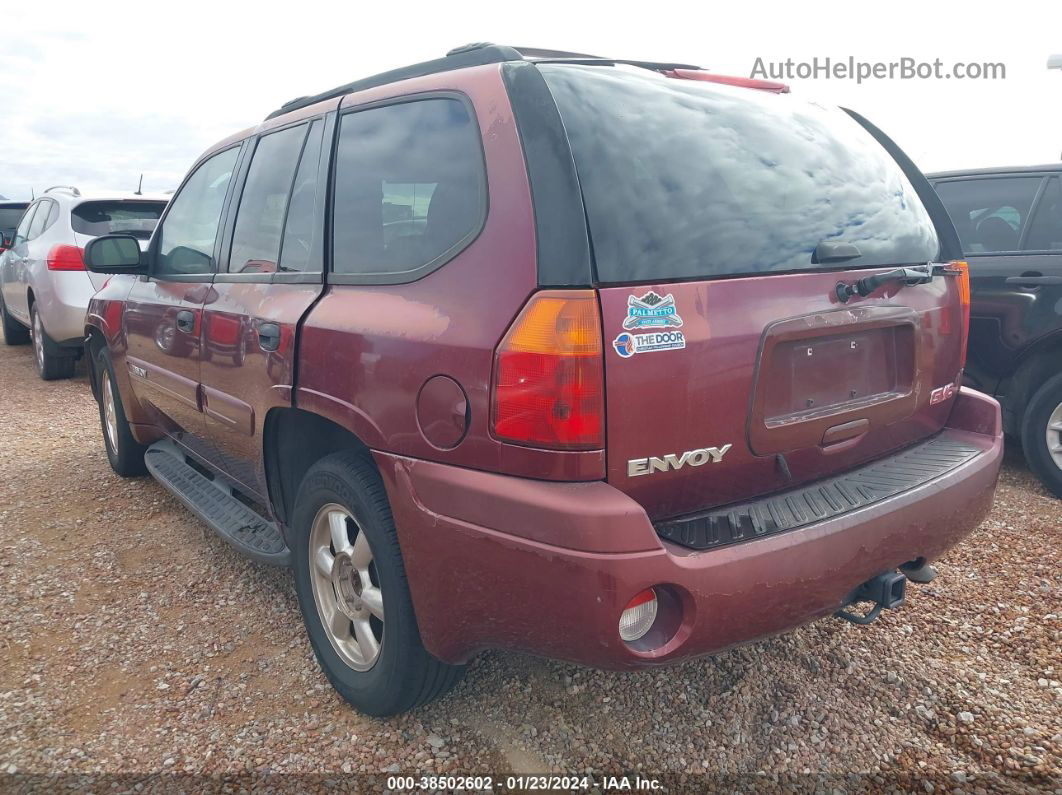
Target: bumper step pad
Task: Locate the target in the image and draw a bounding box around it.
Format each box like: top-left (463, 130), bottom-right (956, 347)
top-left (144, 442), bottom-right (291, 566)
top-left (655, 436), bottom-right (983, 551)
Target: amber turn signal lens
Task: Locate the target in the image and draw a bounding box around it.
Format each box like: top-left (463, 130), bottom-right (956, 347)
top-left (491, 290), bottom-right (604, 450)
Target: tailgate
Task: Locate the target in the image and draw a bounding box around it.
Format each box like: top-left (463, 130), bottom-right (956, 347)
top-left (601, 270), bottom-right (965, 519)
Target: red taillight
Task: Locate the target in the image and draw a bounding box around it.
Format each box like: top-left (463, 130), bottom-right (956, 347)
top-left (945, 260), bottom-right (971, 365)
top-left (47, 244), bottom-right (86, 271)
top-left (491, 290), bottom-right (604, 450)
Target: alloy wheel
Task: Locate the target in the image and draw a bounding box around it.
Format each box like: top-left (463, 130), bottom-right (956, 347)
top-left (102, 374), bottom-right (119, 454)
top-left (1047, 399), bottom-right (1062, 472)
top-left (32, 310), bottom-right (44, 372)
top-left (308, 503), bottom-right (385, 671)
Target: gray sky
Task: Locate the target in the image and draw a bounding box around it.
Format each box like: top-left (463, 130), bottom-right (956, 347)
top-left (2, 0), bottom-right (1060, 200)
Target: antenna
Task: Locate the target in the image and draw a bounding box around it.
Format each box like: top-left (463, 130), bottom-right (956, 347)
top-left (135, 174), bottom-right (143, 196)
top-left (31, 188), bottom-right (35, 200)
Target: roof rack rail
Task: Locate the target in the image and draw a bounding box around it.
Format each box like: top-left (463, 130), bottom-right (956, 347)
top-left (265, 43), bottom-right (523, 119)
top-left (43, 185), bottom-right (81, 197)
top-left (509, 46), bottom-right (607, 59)
top-left (265, 44), bottom-right (713, 120)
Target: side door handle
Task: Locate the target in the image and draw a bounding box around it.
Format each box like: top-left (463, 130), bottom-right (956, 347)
top-left (258, 322), bottom-right (281, 352)
top-left (175, 310), bottom-right (196, 333)
top-left (1005, 275), bottom-right (1062, 287)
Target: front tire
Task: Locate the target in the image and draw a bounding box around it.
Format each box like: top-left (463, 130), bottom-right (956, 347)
top-left (291, 451), bottom-right (463, 716)
top-left (95, 347), bottom-right (147, 477)
top-left (31, 304), bottom-right (76, 380)
top-left (0, 291), bottom-right (30, 345)
top-left (1021, 372), bottom-right (1062, 499)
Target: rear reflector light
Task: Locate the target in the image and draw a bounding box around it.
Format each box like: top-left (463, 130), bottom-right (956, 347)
top-left (945, 260), bottom-right (971, 364)
top-left (47, 244), bottom-right (86, 271)
top-left (619, 589), bottom-right (658, 642)
top-left (491, 290), bottom-right (604, 450)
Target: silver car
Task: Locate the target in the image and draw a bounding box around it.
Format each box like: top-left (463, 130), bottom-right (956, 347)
top-left (0, 187), bottom-right (168, 379)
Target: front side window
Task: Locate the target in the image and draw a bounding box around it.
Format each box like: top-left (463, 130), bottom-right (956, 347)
top-left (1024, 177), bottom-right (1062, 252)
top-left (157, 146), bottom-right (240, 276)
top-left (934, 177), bottom-right (1043, 254)
top-left (332, 97), bottom-right (485, 278)
top-left (229, 124), bottom-right (307, 273)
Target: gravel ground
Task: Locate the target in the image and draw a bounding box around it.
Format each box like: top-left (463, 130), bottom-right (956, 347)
top-left (0, 332), bottom-right (1059, 794)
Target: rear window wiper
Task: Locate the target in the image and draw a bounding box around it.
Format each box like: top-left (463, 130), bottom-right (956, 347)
top-left (835, 264), bottom-right (935, 303)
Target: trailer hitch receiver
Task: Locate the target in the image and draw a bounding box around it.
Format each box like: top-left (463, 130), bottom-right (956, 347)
top-left (834, 571), bottom-right (907, 625)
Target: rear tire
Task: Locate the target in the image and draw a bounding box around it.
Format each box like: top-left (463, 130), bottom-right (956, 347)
top-left (1021, 373), bottom-right (1062, 499)
top-left (291, 450), bottom-right (464, 716)
top-left (95, 347), bottom-right (147, 477)
top-left (31, 304), bottom-right (76, 380)
top-left (0, 291), bottom-right (30, 345)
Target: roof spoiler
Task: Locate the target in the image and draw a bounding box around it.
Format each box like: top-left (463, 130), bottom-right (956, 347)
top-left (663, 68), bottom-right (790, 94)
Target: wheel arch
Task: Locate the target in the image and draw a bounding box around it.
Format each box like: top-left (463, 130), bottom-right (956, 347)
top-left (1000, 334), bottom-right (1062, 435)
top-left (84, 325), bottom-right (107, 401)
top-left (263, 407), bottom-right (375, 532)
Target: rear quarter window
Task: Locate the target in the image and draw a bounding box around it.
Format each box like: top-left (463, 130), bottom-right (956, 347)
top-left (539, 65), bottom-right (940, 283)
top-left (331, 97), bottom-right (486, 281)
top-left (72, 201), bottom-right (167, 240)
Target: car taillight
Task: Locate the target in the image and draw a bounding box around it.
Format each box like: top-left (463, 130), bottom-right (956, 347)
top-left (47, 244), bottom-right (86, 271)
top-left (945, 260), bottom-right (971, 365)
top-left (491, 290), bottom-right (604, 450)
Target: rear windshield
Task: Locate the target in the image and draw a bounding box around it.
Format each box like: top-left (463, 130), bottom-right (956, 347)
top-left (539, 65), bottom-right (940, 283)
top-left (71, 201), bottom-right (167, 239)
top-left (0, 206), bottom-right (28, 230)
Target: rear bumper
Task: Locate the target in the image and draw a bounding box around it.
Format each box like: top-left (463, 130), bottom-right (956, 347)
top-left (37, 271), bottom-right (95, 347)
top-left (376, 387), bottom-right (1002, 669)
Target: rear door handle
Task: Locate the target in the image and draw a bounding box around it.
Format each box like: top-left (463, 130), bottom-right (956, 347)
top-left (175, 310), bottom-right (195, 333)
top-left (258, 322), bottom-right (281, 352)
top-left (1005, 276), bottom-right (1062, 287)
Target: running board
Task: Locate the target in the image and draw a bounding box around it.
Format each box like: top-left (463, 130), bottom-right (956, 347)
top-left (144, 441), bottom-right (291, 567)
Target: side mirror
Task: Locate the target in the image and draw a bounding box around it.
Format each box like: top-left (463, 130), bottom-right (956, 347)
top-left (84, 234), bottom-right (145, 274)
top-left (0, 232), bottom-right (11, 250)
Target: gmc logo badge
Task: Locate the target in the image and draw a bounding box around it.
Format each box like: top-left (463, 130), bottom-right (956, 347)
top-left (930, 382), bottom-right (958, 405)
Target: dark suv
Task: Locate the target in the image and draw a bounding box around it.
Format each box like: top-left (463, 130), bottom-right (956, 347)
top-left (929, 165), bottom-right (1062, 496)
top-left (82, 44), bottom-right (1003, 716)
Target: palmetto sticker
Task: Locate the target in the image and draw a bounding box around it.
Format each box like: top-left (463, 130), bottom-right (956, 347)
top-left (622, 291), bottom-right (683, 330)
top-left (613, 291), bottom-right (686, 358)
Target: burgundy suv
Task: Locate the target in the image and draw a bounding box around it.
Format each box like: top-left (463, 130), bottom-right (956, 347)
top-left (82, 44), bottom-right (1004, 716)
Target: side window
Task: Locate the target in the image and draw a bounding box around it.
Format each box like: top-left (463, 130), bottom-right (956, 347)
top-left (14, 203), bottom-right (39, 243)
top-left (1024, 177), bottom-right (1062, 252)
top-left (27, 200), bottom-right (52, 240)
top-left (229, 124), bottom-right (307, 273)
top-left (332, 97), bottom-right (485, 278)
top-left (277, 120), bottom-right (324, 272)
top-left (935, 177), bottom-right (1043, 254)
top-left (43, 201), bottom-right (60, 232)
top-left (157, 146), bottom-right (240, 276)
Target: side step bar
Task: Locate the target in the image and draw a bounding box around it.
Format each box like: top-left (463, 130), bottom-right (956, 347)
top-left (144, 440), bottom-right (291, 567)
